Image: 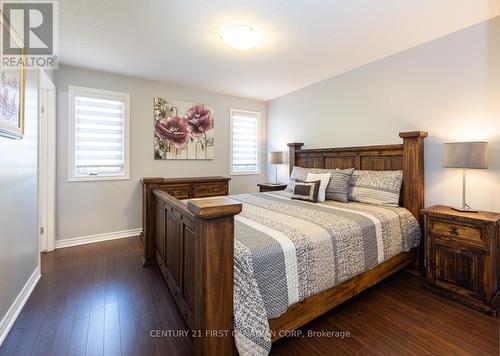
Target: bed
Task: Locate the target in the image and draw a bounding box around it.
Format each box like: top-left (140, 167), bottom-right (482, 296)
top-left (142, 131), bottom-right (428, 355)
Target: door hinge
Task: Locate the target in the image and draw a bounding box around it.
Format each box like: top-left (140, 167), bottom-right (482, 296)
top-left (41, 105), bottom-right (45, 114)
top-left (40, 227), bottom-right (45, 235)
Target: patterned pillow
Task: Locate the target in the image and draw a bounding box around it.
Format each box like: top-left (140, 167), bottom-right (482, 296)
top-left (286, 166), bottom-right (356, 201)
top-left (286, 166), bottom-right (335, 192)
top-left (306, 172), bottom-right (331, 202)
top-left (287, 166), bottom-right (313, 192)
top-left (291, 180), bottom-right (321, 203)
top-left (348, 170), bottom-right (403, 206)
top-left (325, 168), bottom-right (354, 203)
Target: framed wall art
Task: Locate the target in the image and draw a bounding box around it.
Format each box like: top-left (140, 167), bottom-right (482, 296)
top-left (0, 13), bottom-right (26, 139)
top-left (154, 97), bottom-right (214, 160)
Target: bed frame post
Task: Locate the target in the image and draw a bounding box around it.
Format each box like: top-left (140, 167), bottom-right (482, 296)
top-left (400, 131), bottom-right (428, 273)
top-left (287, 142), bottom-right (304, 175)
top-left (399, 131), bottom-right (428, 225)
top-left (187, 198), bottom-right (242, 356)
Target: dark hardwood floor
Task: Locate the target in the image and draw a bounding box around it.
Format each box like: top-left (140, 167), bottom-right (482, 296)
top-left (1, 237), bottom-right (498, 356)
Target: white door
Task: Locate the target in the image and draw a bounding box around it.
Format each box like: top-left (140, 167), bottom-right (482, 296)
top-left (38, 70), bottom-right (56, 252)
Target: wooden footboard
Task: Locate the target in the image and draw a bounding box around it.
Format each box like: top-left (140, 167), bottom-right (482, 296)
top-left (152, 190), bottom-right (241, 355)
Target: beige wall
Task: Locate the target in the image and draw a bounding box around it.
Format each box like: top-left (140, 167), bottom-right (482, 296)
top-left (0, 71), bottom-right (39, 323)
top-left (267, 17), bottom-right (500, 212)
top-left (55, 65), bottom-right (267, 241)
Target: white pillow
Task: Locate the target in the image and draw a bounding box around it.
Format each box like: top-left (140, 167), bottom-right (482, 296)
top-left (306, 172), bottom-right (331, 202)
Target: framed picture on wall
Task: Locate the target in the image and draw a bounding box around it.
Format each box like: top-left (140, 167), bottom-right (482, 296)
top-left (0, 13), bottom-right (26, 139)
top-left (153, 97), bottom-right (215, 160)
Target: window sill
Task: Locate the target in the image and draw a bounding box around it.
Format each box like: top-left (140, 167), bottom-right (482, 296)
top-left (68, 175), bottom-right (130, 182)
top-left (230, 171), bottom-right (262, 176)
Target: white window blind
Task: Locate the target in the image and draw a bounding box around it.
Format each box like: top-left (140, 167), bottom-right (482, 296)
top-left (68, 86), bottom-right (130, 181)
top-left (230, 109), bottom-right (260, 174)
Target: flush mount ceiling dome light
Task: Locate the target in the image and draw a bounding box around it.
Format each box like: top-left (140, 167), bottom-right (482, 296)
top-left (220, 24), bottom-right (262, 51)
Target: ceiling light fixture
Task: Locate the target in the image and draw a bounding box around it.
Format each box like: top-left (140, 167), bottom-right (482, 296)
top-left (220, 24), bottom-right (262, 51)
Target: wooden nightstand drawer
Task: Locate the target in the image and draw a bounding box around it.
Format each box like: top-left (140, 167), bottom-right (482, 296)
top-left (192, 183), bottom-right (227, 197)
top-left (428, 218), bottom-right (483, 247)
top-left (160, 185), bottom-right (191, 199)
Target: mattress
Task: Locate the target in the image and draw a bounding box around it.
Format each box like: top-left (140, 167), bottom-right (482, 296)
top-left (230, 190), bottom-right (421, 355)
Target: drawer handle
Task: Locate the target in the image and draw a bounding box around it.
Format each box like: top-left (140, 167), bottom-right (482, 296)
top-left (450, 226), bottom-right (458, 235)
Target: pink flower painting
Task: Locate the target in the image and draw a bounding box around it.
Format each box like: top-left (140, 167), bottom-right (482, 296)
top-left (186, 105), bottom-right (214, 137)
top-left (154, 117), bottom-right (189, 149)
top-left (153, 98), bottom-right (215, 159)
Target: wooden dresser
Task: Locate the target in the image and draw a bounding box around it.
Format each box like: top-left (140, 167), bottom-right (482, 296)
top-left (423, 205), bottom-right (500, 315)
top-left (141, 176), bottom-right (230, 265)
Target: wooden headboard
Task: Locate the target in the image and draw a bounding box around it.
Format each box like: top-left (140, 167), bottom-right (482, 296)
top-left (287, 131), bottom-right (428, 224)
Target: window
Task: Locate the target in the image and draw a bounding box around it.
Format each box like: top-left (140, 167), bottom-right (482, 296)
top-left (68, 86), bottom-right (130, 181)
top-left (230, 108), bottom-right (261, 175)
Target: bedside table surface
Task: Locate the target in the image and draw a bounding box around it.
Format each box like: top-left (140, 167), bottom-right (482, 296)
top-left (257, 183), bottom-right (287, 187)
top-left (422, 205), bottom-right (500, 224)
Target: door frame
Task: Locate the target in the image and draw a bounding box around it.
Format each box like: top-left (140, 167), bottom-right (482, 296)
top-left (38, 69), bottom-right (56, 253)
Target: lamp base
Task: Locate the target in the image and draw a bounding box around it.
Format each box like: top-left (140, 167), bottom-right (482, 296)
top-left (451, 206), bottom-right (478, 213)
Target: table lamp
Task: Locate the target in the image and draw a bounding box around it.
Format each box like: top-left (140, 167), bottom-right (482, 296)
top-left (269, 151), bottom-right (284, 184)
top-left (443, 142), bottom-right (488, 212)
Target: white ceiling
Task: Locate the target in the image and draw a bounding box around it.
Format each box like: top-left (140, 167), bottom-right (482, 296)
top-left (59, 0), bottom-right (500, 101)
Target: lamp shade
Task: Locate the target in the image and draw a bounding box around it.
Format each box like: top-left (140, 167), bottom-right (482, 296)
top-left (443, 142), bottom-right (488, 169)
top-left (269, 151), bottom-right (284, 164)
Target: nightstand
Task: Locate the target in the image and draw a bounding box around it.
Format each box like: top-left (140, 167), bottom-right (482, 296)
top-left (422, 205), bottom-right (500, 316)
top-left (257, 183), bottom-right (287, 192)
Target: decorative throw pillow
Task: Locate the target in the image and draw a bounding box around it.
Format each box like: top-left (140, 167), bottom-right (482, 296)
top-left (325, 168), bottom-right (355, 202)
top-left (291, 180), bottom-right (321, 203)
top-left (286, 166), bottom-right (333, 192)
top-left (286, 166), bottom-right (311, 192)
top-left (348, 170), bottom-right (403, 206)
top-left (306, 172), bottom-right (331, 202)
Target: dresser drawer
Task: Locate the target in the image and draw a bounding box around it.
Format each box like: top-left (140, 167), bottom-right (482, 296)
top-left (160, 185), bottom-right (191, 199)
top-left (428, 218), bottom-right (484, 247)
top-left (192, 183), bottom-right (227, 197)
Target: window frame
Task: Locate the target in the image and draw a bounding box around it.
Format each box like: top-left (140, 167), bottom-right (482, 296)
top-left (229, 108), bottom-right (261, 176)
top-left (67, 85), bottom-right (131, 182)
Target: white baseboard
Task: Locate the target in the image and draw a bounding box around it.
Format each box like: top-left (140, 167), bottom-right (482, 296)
top-left (55, 228), bottom-right (142, 249)
top-left (0, 266), bottom-right (41, 346)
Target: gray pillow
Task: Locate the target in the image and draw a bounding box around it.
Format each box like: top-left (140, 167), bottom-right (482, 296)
top-left (286, 166), bottom-right (324, 192)
top-left (348, 170), bottom-right (403, 206)
top-left (325, 168), bottom-right (355, 203)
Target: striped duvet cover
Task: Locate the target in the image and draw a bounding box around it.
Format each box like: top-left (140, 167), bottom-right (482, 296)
top-left (230, 191), bottom-right (420, 355)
